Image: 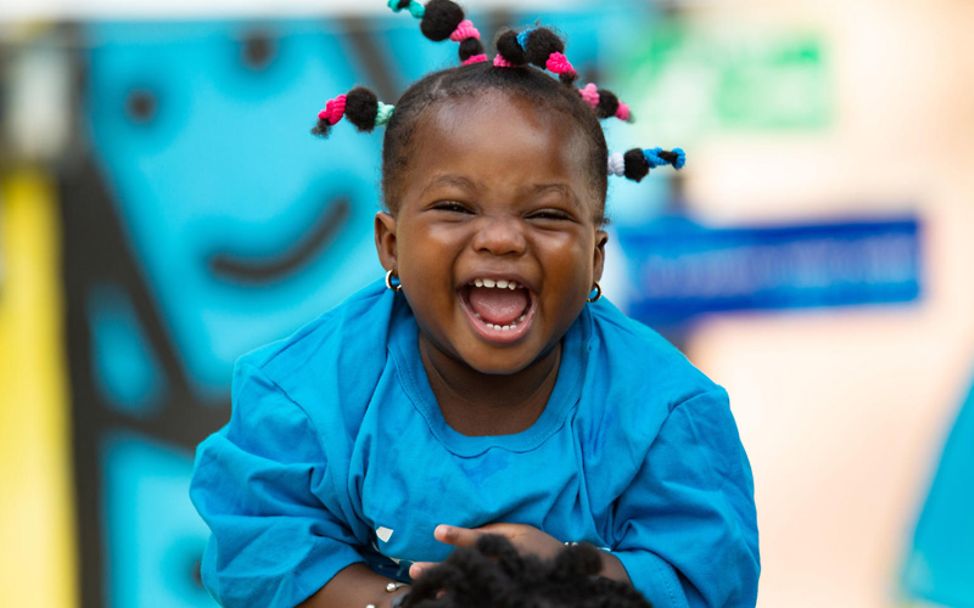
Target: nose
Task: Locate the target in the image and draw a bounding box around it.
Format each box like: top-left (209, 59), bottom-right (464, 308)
top-left (471, 214), bottom-right (527, 257)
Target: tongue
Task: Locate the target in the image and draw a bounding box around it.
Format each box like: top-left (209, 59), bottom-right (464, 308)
top-left (468, 287), bottom-right (529, 326)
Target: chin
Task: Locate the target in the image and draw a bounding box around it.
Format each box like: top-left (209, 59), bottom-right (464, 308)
top-left (458, 343), bottom-right (549, 376)
top-left (467, 360), bottom-right (531, 377)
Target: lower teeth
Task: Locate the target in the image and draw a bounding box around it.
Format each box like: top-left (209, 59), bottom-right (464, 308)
top-left (478, 312), bottom-right (528, 332)
top-left (487, 323), bottom-right (517, 331)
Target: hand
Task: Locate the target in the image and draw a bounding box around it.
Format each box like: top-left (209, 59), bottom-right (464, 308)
top-left (409, 523), bottom-right (564, 579)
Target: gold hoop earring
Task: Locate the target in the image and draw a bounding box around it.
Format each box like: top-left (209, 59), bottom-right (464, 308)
top-left (587, 282), bottom-right (602, 303)
top-left (385, 269), bottom-right (402, 292)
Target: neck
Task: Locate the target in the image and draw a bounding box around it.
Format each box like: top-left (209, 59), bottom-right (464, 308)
top-left (419, 336), bottom-right (561, 437)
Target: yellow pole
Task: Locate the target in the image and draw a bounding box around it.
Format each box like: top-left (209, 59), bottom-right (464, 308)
top-left (0, 169), bottom-right (78, 608)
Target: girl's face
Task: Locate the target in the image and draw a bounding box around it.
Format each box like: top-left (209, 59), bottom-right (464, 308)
top-left (375, 90), bottom-right (607, 376)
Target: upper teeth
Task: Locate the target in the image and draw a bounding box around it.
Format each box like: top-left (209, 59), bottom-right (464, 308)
top-left (473, 278), bottom-right (521, 290)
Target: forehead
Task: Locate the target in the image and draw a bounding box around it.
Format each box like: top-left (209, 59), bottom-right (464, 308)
top-left (402, 90), bottom-right (596, 204)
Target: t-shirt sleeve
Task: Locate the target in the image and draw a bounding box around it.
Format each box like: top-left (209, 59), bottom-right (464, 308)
top-left (189, 361), bottom-right (363, 608)
top-left (610, 389), bottom-right (760, 607)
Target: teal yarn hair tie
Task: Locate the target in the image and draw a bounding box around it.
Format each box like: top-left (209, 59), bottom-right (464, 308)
top-left (516, 28), bottom-right (535, 49)
top-left (643, 147), bottom-right (666, 169)
top-left (671, 148), bottom-right (686, 170)
top-left (388, 0), bottom-right (425, 18)
top-left (643, 147), bottom-right (687, 170)
top-left (376, 102), bottom-right (396, 125)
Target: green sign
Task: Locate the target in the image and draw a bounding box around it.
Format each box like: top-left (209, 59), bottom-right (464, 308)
top-left (619, 19), bottom-right (833, 140)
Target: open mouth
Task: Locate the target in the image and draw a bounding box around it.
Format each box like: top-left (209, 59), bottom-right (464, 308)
top-left (458, 278), bottom-right (536, 343)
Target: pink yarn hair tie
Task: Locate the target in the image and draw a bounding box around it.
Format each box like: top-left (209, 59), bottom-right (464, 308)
top-left (579, 83), bottom-right (600, 109)
top-left (493, 54), bottom-right (515, 68)
top-left (318, 94), bottom-right (347, 125)
top-left (449, 19), bottom-right (480, 42)
top-left (545, 52), bottom-right (576, 77)
top-left (462, 54), bottom-right (489, 66)
top-left (616, 102), bottom-right (631, 122)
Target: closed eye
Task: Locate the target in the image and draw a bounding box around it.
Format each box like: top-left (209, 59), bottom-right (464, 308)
top-left (432, 201), bottom-right (473, 214)
top-left (528, 209), bottom-right (573, 222)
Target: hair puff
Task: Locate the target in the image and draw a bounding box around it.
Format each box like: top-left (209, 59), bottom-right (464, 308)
top-left (458, 37), bottom-right (485, 62)
top-left (344, 87), bottom-right (381, 131)
top-left (420, 0), bottom-right (465, 41)
top-left (595, 89), bottom-right (620, 120)
top-left (496, 29), bottom-right (528, 65)
top-left (523, 27), bottom-right (565, 68)
top-left (623, 148), bottom-right (651, 182)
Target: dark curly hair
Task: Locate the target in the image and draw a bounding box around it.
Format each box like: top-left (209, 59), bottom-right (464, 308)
top-left (400, 535), bottom-right (653, 608)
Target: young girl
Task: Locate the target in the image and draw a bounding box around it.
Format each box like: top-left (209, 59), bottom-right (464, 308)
top-left (190, 2), bottom-right (759, 607)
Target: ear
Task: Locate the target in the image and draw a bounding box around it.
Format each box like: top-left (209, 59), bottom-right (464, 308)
top-left (592, 229), bottom-right (608, 282)
top-left (374, 212), bottom-right (398, 271)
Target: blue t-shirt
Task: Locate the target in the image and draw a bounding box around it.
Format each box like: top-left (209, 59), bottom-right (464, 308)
top-left (190, 280), bottom-right (759, 607)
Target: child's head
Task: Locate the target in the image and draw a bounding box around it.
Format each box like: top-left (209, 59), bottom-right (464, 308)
top-left (375, 66), bottom-right (608, 375)
top-left (400, 534), bottom-right (653, 608)
top-left (313, 1), bottom-right (684, 376)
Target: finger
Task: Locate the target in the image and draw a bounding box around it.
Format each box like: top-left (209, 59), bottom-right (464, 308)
top-left (434, 524), bottom-right (483, 548)
top-left (409, 561), bottom-right (437, 579)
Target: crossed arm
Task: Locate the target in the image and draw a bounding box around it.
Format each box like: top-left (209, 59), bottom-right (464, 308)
top-left (192, 366), bottom-right (758, 608)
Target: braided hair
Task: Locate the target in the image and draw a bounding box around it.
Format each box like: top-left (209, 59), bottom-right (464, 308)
top-left (313, 0), bottom-right (686, 214)
top-left (400, 535), bottom-right (653, 608)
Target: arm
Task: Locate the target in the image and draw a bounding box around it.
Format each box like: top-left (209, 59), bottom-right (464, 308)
top-left (298, 564), bottom-right (410, 608)
top-left (611, 389), bottom-right (760, 608)
top-left (190, 362), bottom-right (390, 608)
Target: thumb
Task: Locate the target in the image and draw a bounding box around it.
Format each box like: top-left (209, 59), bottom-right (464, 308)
top-left (434, 524), bottom-right (482, 548)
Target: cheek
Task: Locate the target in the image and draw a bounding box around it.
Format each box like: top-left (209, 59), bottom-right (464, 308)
top-left (537, 232), bottom-right (595, 279)
top-left (396, 226), bottom-right (464, 294)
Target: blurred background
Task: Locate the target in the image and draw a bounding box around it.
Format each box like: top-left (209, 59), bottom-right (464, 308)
top-left (1, 0), bottom-right (972, 606)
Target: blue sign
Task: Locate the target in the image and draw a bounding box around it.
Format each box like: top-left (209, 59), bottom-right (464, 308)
top-left (616, 215), bottom-right (922, 324)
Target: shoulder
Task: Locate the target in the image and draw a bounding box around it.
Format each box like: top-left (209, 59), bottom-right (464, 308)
top-left (575, 301), bottom-right (745, 490)
top-left (234, 279), bottom-right (396, 415)
top-left (575, 299), bottom-right (727, 449)
top-left (585, 298), bottom-right (720, 404)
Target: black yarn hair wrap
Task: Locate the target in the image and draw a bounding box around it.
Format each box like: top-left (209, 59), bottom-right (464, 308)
top-left (624, 148), bottom-right (651, 183)
top-left (400, 535), bottom-right (654, 608)
top-left (310, 119), bottom-right (332, 138)
top-left (658, 150), bottom-right (681, 166)
top-left (595, 89), bottom-right (621, 119)
top-left (420, 0), bottom-right (465, 42)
